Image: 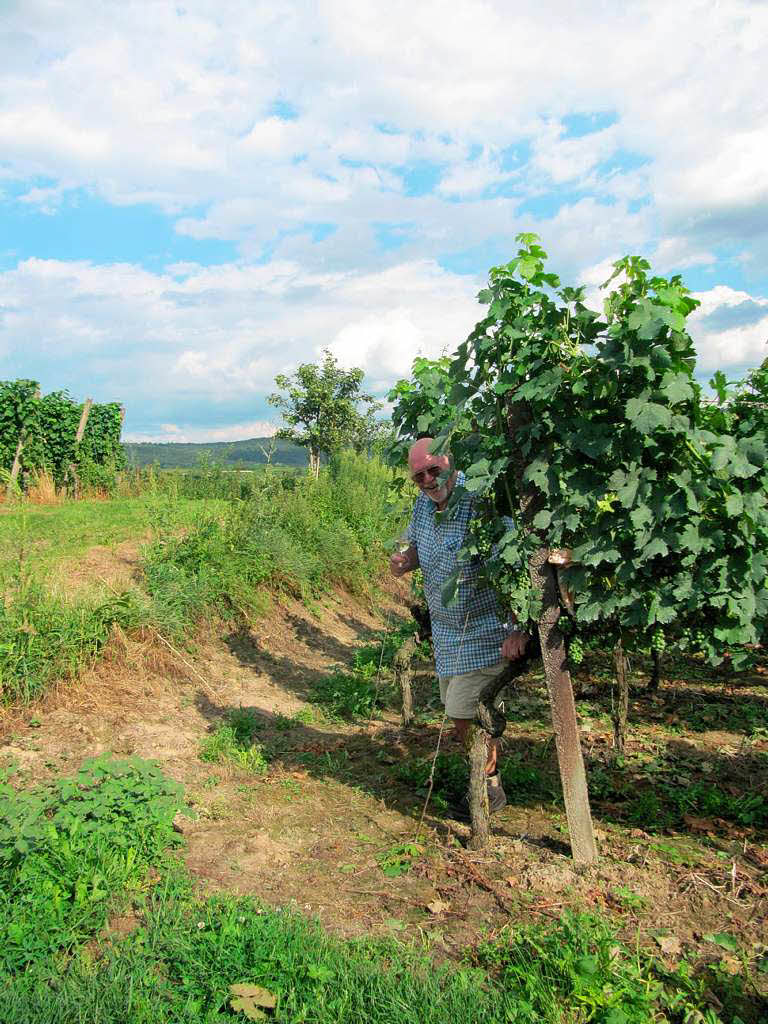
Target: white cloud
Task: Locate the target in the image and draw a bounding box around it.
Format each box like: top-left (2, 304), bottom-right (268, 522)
top-left (123, 421), bottom-right (277, 443)
top-left (689, 285), bottom-right (768, 371)
top-left (1, 0), bottom-right (767, 437)
top-left (1, 0), bottom-right (765, 262)
top-left (0, 255), bottom-right (481, 437)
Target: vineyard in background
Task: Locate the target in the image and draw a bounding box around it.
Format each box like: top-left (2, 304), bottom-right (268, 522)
top-left (0, 379), bottom-right (125, 497)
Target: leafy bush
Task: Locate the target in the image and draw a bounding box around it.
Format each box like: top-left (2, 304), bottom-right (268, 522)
top-left (0, 756), bottom-right (184, 973)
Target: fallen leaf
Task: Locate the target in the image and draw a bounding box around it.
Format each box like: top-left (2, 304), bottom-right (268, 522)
top-left (426, 899), bottom-right (449, 915)
top-left (229, 983), bottom-right (277, 1020)
top-left (721, 955), bottom-right (742, 975)
top-left (505, 876), bottom-right (518, 888)
top-left (655, 935), bottom-right (682, 957)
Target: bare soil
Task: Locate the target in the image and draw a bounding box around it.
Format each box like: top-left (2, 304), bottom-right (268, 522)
top-left (1, 570), bottom-right (766, 966)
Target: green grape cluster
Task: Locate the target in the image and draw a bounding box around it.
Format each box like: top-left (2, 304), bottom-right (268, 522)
top-left (679, 627), bottom-right (706, 651)
top-left (516, 568), bottom-right (531, 592)
top-left (568, 635), bottom-right (584, 665)
top-left (650, 628), bottom-right (666, 654)
top-left (558, 614), bottom-right (574, 636)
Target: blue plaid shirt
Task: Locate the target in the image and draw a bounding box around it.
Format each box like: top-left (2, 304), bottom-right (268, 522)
top-left (407, 472), bottom-right (514, 678)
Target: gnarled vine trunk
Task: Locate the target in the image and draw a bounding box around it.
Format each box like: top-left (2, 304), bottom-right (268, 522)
top-left (467, 725), bottom-right (490, 850)
top-left (393, 634), bottom-right (417, 728)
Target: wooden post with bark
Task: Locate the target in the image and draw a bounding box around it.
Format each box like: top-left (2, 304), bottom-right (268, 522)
top-left (507, 398), bottom-right (598, 866)
top-left (393, 634), bottom-right (417, 728)
top-left (612, 640), bottom-right (629, 757)
top-left (6, 435), bottom-right (24, 499)
top-left (69, 398), bottom-right (93, 497)
top-left (647, 649), bottom-right (661, 693)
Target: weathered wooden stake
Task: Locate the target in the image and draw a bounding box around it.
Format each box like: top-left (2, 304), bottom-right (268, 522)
top-left (648, 649), bottom-right (661, 693)
top-left (530, 548), bottom-right (598, 865)
top-left (393, 634), bottom-right (417, 728)
top-left (6, 435), bottom-right (24, 499)
top-left (75, 398), bottom-right (93, 443)
top-left (69, 398), bottom-right (93, 497)
top-left (506, 398), bottom-right (597, 865)
top-left (612, 640), bottom-right (629, 757)
top-left (467, 725), bottom-right (489, 850)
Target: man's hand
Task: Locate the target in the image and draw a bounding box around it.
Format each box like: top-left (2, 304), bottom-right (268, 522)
top-left (501, 631), bottom-right (529, 660)
top-left (389, 545), bottom-right (418, 577)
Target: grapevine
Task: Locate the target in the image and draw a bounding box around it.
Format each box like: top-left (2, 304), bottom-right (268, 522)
top-left (389, 235), bottom-right (768, 672)
top-left (0, 380), bottom-right (125, 493)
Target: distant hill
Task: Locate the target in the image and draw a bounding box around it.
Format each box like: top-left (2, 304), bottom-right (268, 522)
top-left (122, 436), bottom-right (308, 468)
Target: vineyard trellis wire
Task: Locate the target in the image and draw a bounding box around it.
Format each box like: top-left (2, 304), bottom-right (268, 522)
top-left (0, 379), bottom-right (125, 494)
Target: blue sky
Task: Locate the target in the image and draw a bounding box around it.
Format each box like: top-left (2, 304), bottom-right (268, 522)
top-left (1, 0), bottom-right (767, 441)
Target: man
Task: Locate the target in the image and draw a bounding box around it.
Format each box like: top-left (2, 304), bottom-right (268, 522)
top-left (390, 437), bottom-right (529, 813)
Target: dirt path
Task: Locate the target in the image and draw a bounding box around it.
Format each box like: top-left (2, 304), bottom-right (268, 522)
top-left (1, 572), bottom-right (767, 960)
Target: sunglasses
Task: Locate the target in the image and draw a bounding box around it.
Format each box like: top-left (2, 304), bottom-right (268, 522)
top-left (411, 465), bottom-right (443, 485)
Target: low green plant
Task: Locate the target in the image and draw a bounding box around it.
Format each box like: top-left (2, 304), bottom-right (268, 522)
top-left (376, 841), bottom-right (424, 878)
top-left (309, 661), bottom-right (390, 719)
top-left (471, 910), bottom-right (762, 1024)
top-left (199, 709), bottom-right (268, 774)
top-left (0, 755), bottom-right (184, 973)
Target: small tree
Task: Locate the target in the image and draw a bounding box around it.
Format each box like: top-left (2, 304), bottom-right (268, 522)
top-left (268, 350), bottom-right (379, 477)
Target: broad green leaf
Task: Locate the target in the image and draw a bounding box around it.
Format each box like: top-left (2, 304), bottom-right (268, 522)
top-left (703, 932), bottom-right (739, 952)
top-left (725, 492), bottom-right (743, 517)
top-left (441, 570), bottom-right (460, 608)
top-left (626, 400), bottom-right (672, 434)
top-left (660, 371), bottom-right (693, 404)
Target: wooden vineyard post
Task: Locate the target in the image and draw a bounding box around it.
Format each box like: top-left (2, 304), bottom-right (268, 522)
top-left (467, 725), bottom-right (490, 850)
top-left (393, 634), bottom-right (417, 728)
top-left (508, 398), bottom-right (598, 866)
top-left (648, 649), bottom-right (661, 693)
top-left (612, 640), bottom-right (629, 757)
top-left (532, 549), bottom-right (598, 864)
top-left (75, 399), bottom-right (93, 444)
top-left (6, 435), bottom-right (24, 499)
top-left (69, 398), bottom-right (93, 497)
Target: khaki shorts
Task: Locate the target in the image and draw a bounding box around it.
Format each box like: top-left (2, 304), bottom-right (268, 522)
top-left (438, 659), bottom-right (507, 720)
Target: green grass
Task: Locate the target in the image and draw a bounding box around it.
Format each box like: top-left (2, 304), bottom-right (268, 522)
top-left (0, 452), bottom-right (406, 707)
top-left (0, 495), bottom-right (225, 577)
top-left (2, 757), bottom-right (763, 1023)
top-left (0, 578), bottom-right (143, 703)
top-left (199, 709), bottom-right (269, 774)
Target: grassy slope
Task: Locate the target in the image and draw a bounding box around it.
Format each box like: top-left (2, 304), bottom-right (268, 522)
top-left (0, 496), bottom-right (226, 577)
